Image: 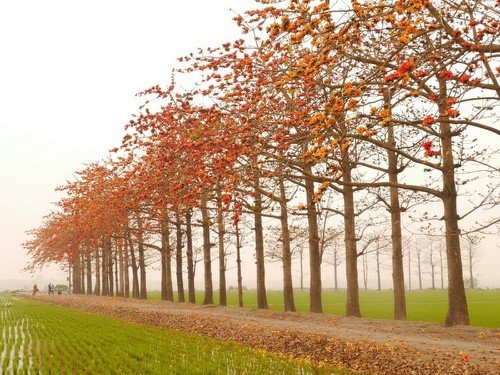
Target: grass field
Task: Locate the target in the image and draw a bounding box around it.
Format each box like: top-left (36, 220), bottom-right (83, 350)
top-left (149, 289), bottom-right (500, 328)
top-left (0, 295), bottom-right (345, 374)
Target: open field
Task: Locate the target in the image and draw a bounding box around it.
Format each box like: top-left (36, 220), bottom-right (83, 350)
top-left (149, 289), bottom-right (500, 328)
top-left (0, 294), bottom-right (343, 374)
top-left (29, 294), bottom-right (500, 375)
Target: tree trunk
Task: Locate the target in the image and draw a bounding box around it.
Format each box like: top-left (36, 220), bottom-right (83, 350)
top-left (468, 249), bottom-right (474, 290)
top-left (102, 240), bottom-right (109, 296)
top-left (77, 253), bottom-right (83, 294)
top-left (185, 210), bottom-right (196, 304)
top-left (118, 240), bottom-right (124, 297)
top-left (135, 212), bottom-right (147, 299)
top-left (175, 212), bottom-right (185, 303)
top-left (86, 252), bottom-right (92, 295)
top-left (68, 263), bottom-right (72, 293)
top-left (80, 252), bottom-right (86, 295)
top-left (334, 249), bottom-right (338, 292)
top-left (362, 253), bottom-right (368, 291)
top-left (72, 258), bottom-right (80, 294)
top-left (123, 232), bottom-right (130, 298)
top-left (235, 220), bottom-right (244, 308)
top-left (342, 157), bottom-right (361, 317)
top-left (442, 169), bottom-right (469, 325)
top-left (114, 246), bottom-right (119, 296)
top-left (278, 173), bottom-right (296, 312)
top-left (216, 189), bottom-right (227, 306)
top-left (160, 251), bottom-right (169, 300)
top-left (303, 163), bottom-right (322, 313)
top-left (160, 214), bottom-right (174, 301)
top-left (94, 248), bottom-right (101, 296)
top-left (376, 250), bottom-right (381, 292)
top-left (128, 230), bottom-right (140, 299)
top-left (201, 197), bottom-right (214, 305)
top-left (439, 250), bottom-right (443, 290)
top-left (385, 100), bottom-right (407, 319)
top-left (108, 242), bottom-right (114, 296)
top-left (300, 249), bottom-right (304, 292)
top-left (253, 177), bottom-right (269, 309)
top-left (72, 264), bottom-right (76, 294)
top-left (407, 249), bottom-right (411, 291)
top-left (438, 77), bottom-right (469, 326)
top-left (417, 250), bottom-right (422, 291)
top-left (430, 247), bottom-right (436, 290)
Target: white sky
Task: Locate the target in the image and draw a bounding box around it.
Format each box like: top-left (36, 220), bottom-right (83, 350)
top-left (0, 0), bottom-right (258, 285)
top-left (0, 0), bottom-right (498, 290)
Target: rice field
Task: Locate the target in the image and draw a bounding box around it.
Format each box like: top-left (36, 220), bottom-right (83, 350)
top-left (149, 289), bottom-right (500, 328)
top-left (0, 294), bottom-right (345, 374)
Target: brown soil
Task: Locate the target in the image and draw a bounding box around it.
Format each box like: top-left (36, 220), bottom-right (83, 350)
top-left (30, 294), bottom-right (499, 375)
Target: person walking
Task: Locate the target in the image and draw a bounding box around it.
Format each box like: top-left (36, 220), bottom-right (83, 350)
top-left (32, 284), bottom-right (39, 296)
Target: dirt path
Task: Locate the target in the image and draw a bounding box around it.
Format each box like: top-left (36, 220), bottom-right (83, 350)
top-left (30, 294), bottom-right (499, 375)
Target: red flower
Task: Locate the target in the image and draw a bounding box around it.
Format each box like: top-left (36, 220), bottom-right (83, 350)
top-left (422, 116), bottom-right (435, 126)
top-left (398, 59), bottom-right (415, 73)
top-left (439, 70), bottom-right (454, 80)
top-left (384, 72), bottom-right (401, 82)
top-left (422, 140), bottom-right (433, 149)
top-left (423, 140), bottom-right (440, 157)
top-left (458, 74), bottom-right (471, 83)
top-left (444, 108), bottom-right (460, 118)
top-left (414, 70), bottom-right (429, 78)
top-left (384, 59), bottom-right (415, 82)
top-left (446, 97), bottom-right (457, 106)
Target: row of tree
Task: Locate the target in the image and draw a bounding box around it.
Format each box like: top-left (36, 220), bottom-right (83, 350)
top-left (25, 0), bottom-right (499, 326)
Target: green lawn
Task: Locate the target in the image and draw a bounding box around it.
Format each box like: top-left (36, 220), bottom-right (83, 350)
top-left (0, 294), bottom-right (345, 374)
top-left (149, 289), bottom-right (500, 328)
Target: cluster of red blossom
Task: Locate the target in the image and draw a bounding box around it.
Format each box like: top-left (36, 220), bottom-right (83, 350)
top-left (438, 70), bottom-right (454, 80)
top-left (422, 140), bottom-right (440, 157)
top-left (421, 115), bottom-right (435, 126)
top-left (384, 59), bottom-right (415, 82)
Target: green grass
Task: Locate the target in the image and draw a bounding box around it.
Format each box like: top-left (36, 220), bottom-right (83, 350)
top-left (149, 289), bottom-right (500, 328)
top-left (0, 295), bottom-right (347, 374)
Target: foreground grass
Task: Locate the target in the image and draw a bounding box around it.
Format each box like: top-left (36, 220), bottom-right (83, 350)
top-left (0, 295), bottom-right (346, 374)
top-left (149, 289), bottom-right (500, 328)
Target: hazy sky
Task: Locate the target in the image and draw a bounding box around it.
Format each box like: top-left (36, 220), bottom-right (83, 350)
top-left (0, 0), bottom-right (258, 285)
top-left (0, 1), bottom-right (498, 290)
